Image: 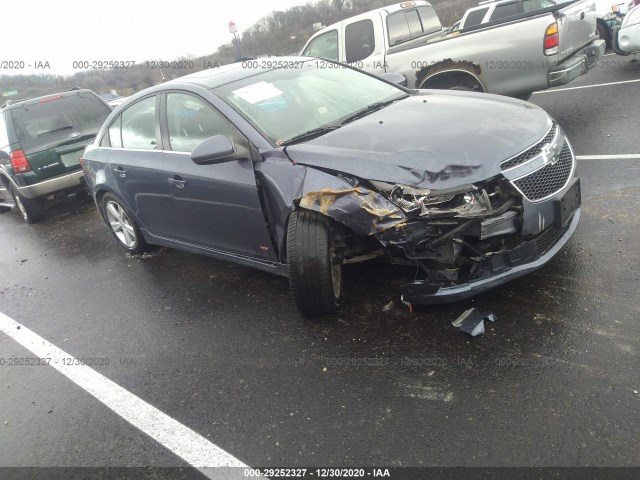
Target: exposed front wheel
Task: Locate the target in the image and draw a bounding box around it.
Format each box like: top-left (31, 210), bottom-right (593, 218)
top-left (287, 210), bottom-right (343, 317)
top-left (10, 185), bottom-right (39, 224)
top-left (101, 193), bottom-right (151, 254)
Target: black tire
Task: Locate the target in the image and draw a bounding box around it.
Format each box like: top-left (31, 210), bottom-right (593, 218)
top-left (100, 192), bottom-right (152, 254)
top-left (287, 210), bottom-right (343, 317)
top-left (596, 23), bottom-right (610, 47)
top-left (9, 185), bottom-right (40, 224)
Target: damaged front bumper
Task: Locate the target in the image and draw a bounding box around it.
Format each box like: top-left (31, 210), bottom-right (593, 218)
top-left (401, 205), bottom-right (581, 305)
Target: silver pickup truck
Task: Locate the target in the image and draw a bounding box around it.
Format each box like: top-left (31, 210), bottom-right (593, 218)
top-left (301, 0), bottom-right (605, 99)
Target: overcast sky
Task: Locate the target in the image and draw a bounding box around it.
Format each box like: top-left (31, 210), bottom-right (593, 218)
top-left (2, 0), bottom-right (308, 76)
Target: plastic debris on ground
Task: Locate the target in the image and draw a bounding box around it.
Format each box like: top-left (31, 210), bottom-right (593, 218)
top-left (452, 308), bottom-right (497, 337)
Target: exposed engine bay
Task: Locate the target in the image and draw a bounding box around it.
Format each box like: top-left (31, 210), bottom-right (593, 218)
top-left (297, 175), bottom-right (526, 288)
top-left (370, 178), bottom-right (522, 285)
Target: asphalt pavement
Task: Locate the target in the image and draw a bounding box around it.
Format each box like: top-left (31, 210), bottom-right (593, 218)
top-left (1, 53), bottom-right (639, 479)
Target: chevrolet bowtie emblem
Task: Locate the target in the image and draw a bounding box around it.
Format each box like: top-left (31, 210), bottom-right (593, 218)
top-left (540, 139), bottom-right (561, 166)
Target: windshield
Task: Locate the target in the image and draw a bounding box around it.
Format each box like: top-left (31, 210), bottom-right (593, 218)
top-left (214, 62), bottom-right (408, 145)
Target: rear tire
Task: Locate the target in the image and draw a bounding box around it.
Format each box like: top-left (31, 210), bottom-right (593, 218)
top-left (101, 192), bottom-right (152, 254)
top-left (287, 210), bottom-right (343, 317)
top-left (10, 185), bottom-right (39, 224)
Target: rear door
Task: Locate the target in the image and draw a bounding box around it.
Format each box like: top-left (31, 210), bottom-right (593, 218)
top-left (103, 94), bottom-right (181, 238)
top-left (9, 92), bottom-right (110, 181)
top-left (556, 0), bottom-right (598, 60)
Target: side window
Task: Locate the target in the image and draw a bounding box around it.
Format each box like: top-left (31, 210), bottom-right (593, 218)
top-left (490, 2), bottom-right (523, 21)
top-left (166, 93), bottom-right (235, 153)
top-left (464, 8), bottom-right (490, 28)
top-left (102, 116), bottom-right (122, 148)
top-left (302, 30), bottom-right (339, 61)
top-left (345, 20), bottom-right (375, 63)
top-left (121, 96), bottom-right (157, 150)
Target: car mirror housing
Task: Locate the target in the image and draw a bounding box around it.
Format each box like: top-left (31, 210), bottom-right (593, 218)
top-left (379, 72), bottom-right (408, 87)
top-left (191, 135), bottom-right (237, 165)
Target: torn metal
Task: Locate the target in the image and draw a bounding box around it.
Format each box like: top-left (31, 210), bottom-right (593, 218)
top-left (299, 187), bottom-right (406, 236)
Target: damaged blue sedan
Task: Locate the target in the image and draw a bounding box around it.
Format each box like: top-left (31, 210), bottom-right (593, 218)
top-left (81, 57), bottom-right (581, 316)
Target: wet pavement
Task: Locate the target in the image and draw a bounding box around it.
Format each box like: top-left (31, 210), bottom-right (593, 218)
top-left (1, 54), bottom-right (639, 476)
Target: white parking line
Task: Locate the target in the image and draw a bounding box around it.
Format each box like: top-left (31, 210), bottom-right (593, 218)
top-left (533, 78), bottom-right (640, 94)
top-left (576, 154), bottom-right (640, 160)
top-left (0, 311), bottom-right (249, 478)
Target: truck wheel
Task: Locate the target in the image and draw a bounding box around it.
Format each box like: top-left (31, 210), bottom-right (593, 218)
top-left (10, 185), bottom-right (40, 224)
top-left (287, 210), bottom-right (343, 317)
top-left (101, 192), bottom-right (152, 254)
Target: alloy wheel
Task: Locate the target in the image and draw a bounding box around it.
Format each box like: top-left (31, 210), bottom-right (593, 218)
top-left (105, 200), bottom-right (137, 248)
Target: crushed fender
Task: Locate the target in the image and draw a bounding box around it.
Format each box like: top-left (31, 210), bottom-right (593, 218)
top-left (452, 308), bottom-right (497, 337)
top-left (299, 187), bottom-right (406, 236)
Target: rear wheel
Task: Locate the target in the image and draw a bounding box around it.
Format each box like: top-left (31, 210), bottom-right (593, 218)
top-left (101, 193), bottom-right (151, 254)
top-left (10, 185), bottom-right (39, 224)
top-left (287, 210), bottom-right (343, 317)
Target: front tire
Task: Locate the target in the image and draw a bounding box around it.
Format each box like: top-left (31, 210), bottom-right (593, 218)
top-left (101, 193), bottom-right (151, 254)
top-left (287, 210), bottom-right (343, 317)
top-left (10, 185), bottom-right (39, 224)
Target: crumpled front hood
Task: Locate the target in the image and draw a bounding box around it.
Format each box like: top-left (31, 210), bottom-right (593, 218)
top-left (285, 91), bottom-right (552, 190)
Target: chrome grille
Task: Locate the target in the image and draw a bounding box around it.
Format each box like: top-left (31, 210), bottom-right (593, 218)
top-left (501, 123), bottom-right (558, 171)
top-left (512, 142), bottom-right (573, 201)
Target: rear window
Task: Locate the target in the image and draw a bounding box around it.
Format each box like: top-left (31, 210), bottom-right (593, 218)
top-left (490, 2), bottom-right (523, 21)
top-left (0, 112), bottom-right (9, 148)
top-left (464, 8), bottom-right (489, 28)
top-left (387, 6), bottom-right (442, 46)
top-left (523, 0), bottom-right (556, 12)
top-left (10, 93), bottom-right (110, 146)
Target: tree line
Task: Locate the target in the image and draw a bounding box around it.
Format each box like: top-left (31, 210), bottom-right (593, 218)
top-left (1, 0), bottom-right (476, 101)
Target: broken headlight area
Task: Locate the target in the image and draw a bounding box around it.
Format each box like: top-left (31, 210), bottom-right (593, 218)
top-left (373, 178), bottom-right (524, 284)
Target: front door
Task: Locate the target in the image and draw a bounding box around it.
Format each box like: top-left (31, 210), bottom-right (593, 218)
top-left (161, 92), bottom-right (276, 261)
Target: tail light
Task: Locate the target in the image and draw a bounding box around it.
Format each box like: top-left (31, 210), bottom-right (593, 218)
top-left (10, 149), bottom-right (32, 173)
top-left (544, 22), bottom-right (559, 55)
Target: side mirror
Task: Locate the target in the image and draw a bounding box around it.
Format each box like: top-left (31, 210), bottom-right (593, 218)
top-left (191, 135), bottom-right (236, 165)
top-left (379, 72), bottom-right (408, 87)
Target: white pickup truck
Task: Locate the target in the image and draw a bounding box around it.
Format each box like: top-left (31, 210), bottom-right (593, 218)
top-left (301, 0), bottom-right (605, 99)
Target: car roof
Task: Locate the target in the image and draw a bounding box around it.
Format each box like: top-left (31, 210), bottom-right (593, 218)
top-left (167, 56), bottom-right (315, 90)
top-left (0, 88), bottom-right (97, 111)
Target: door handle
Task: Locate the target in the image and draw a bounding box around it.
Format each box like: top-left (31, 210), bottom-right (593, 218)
top-left (168, 175), bottom-right (187, 188)
top-left (113, 166), bottom-right (127, 178)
